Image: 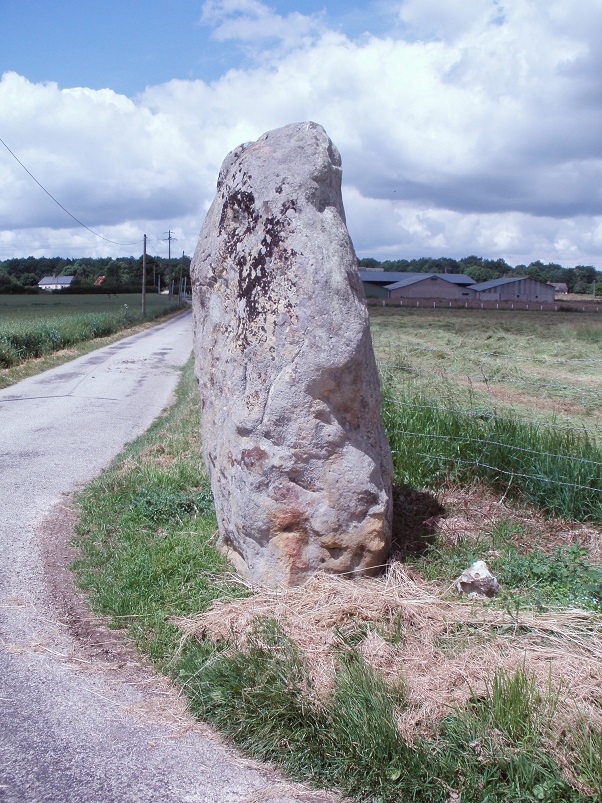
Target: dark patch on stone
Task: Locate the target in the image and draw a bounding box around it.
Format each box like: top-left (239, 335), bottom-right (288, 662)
top-left (218, 190), bottom-right (298, 349)
top-left (241, 445), bottom-right (268, 470)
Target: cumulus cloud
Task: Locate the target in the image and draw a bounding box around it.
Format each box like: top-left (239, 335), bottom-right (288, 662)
top-left (0, 72), bottom-right (205, 256)
top-left (397, 0), bottom-right (505, 41)
top-left (200, 0), bottom-right (324, 51)
top-left (1, 0), bottom-right (601, 265)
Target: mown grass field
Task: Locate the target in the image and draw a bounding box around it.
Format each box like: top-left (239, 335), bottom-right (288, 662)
top-left (72, 307), bottom-right (601, 802)
top-left (370, 307), bottom-right (601, 430)
top-left (0, 293), bottom-right (181, 376)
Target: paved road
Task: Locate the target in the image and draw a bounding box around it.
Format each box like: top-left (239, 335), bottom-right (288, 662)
top-left (0, 313), bottom-right (333, 803)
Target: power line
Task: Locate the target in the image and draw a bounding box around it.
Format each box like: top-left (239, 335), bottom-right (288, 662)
top-left (380, 397), bottom-right (600, 435)
top-left (0, 135), bottom-right (139, 247)
top-left (385, 426), bottom-right (602, 466)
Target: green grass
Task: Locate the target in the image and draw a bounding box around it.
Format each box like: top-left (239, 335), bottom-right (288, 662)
top-left (0, 293), bottom-right (180, 368)
top-left (71, 358), bottom-right (600, 801)
top-left (178, 624), bottom-right (438, 801)
top-left (381, 377), bottom-right (602, 523)
top-left (571, 720), bottom-right (602, 794)
top-left (71, 359), bottom-right (244, 662)
top-left (0, 292), bottom-right (174, 322)
top-left (401, 513), bottom-right (602, 612)
top-left (177, 625), bottom-right (584, 802)
top-left (370, 306), bottom-right (602, 431)
top-left (372, 306), bottom-right (602, 523)
top-left (432, 665), bottom-right (575, 803)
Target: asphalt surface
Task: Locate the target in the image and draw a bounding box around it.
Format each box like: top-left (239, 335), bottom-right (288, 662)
top-left (0, 312), bottom-right (334, 803)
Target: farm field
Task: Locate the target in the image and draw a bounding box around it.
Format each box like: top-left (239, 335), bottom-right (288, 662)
top-left (0, 292), bottom-right (175, 323)
top-left (370, 307), bottom-right (601, 522)
top-left (0, 293), bottom-right (181, 372)
top-left (369, 306), bottom-right (601, 432)
top-left (71, 307), bottom-right (602, 802)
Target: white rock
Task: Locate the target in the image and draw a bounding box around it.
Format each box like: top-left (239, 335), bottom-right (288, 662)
top-left (455, 560), bottom-right (500, 599)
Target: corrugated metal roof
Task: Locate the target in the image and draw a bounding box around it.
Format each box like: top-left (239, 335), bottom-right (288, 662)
top-left (359, 270), bottom-right (475, 285)
top-left (471, 276), bottom-right (538, 291)
top-left (386, 274), bottom-right (445, 290)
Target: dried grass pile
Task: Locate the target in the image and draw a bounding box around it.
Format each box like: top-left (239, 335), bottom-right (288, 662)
top-left (175, 561), bottom-right (601, 741)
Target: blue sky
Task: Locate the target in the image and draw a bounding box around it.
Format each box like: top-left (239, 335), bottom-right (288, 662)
top-left (1, 0), bottom-right (602, 266)
top-left (3, 1), bottom-right (391, 94)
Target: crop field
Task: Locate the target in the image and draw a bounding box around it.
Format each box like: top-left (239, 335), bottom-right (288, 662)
top-left (0, 292), bottom-right (175, 323)
top-left (369, 306), bottom-right (601, 428)
top-left (0, 293), bottom-right (180, 369)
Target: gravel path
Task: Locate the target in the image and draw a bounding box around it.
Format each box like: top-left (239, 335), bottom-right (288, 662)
top-left (0, 312), bottom-right (335, 803)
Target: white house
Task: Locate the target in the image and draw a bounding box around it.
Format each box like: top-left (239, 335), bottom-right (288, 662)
top-left (38, 275), bottom-right (75, 291)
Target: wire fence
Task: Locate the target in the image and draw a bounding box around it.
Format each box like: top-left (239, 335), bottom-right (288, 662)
top-left (374, 333), bottom-right (602, 522)
top-left (366, 296), bottom-right (602, 313)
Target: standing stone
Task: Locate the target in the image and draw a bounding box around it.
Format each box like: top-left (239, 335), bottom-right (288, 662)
top-left (191, 121), bottom-right (393, 586)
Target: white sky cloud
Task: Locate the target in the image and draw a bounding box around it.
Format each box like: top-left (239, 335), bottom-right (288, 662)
top-left (200, 0), bottom-right (324, 47)
top-left (0, 0), bottom-right (601, 265)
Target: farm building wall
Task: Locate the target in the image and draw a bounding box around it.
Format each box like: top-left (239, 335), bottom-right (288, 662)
top-left (389, 276), bottom-right (477, 300)
top-left (478, 278), bottom-right (555, 302)
top-left (363, 282), bottom-right (390, 299)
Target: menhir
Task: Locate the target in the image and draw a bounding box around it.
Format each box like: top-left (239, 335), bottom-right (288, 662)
top-left (191, 121), bottom-right (393, 586)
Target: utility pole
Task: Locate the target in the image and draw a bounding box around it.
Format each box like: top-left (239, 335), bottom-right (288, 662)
top-left (141, 234), bottom-right (147, 316)
top-left (178, 249), bottom-right (185, 306)
top-left (163, 230), bottom-right (176, 299)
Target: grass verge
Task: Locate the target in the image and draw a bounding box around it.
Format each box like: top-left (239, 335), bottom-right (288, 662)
top-left (72, 359), bottom-right (601, 801)
top-left (0, 310), bottom-right (185, 390)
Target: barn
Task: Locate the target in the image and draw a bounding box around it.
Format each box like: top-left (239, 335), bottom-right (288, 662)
top-left (386, 274), bottom-right (477, 300)
top-left (359, 270), bottom-right (476, 300)
top-left (472, 277), bottom-right (556, 302)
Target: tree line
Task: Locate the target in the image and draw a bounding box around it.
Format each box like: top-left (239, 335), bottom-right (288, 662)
top-left (0, 253), bottom-right (599, 295)
top-left (0, 254), bottom-right (191, 294)
top-left (358, 255), bottom-right (601, 295)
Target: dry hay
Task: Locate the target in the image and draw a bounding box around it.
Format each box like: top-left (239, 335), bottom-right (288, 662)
top-left (174, 482), bottom-right (600, 795)
top-left (174, 561), bottom-right (601, 744)
top-left (433, 481), bottom-right (602, 564)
